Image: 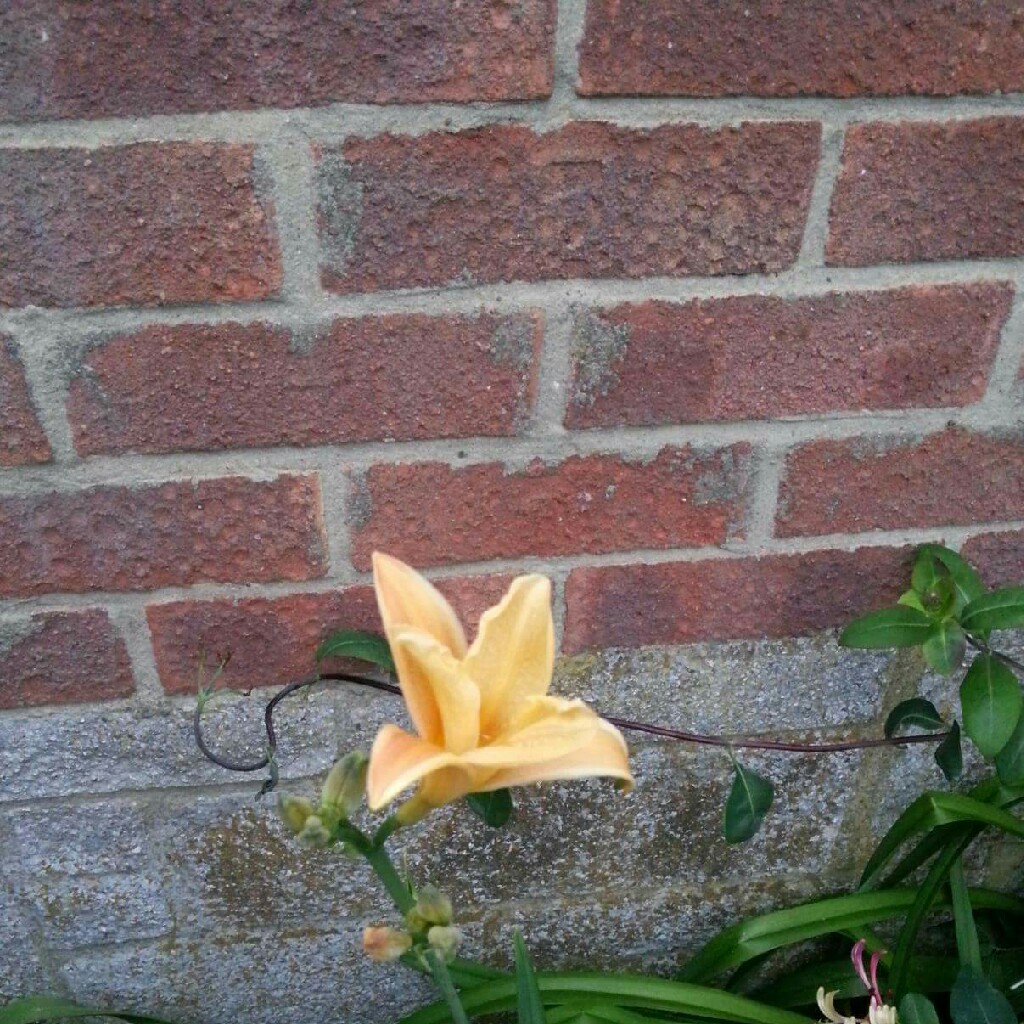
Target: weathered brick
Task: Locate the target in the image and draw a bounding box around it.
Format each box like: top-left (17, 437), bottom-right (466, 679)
top-left (0, 144), bottom-right (281, 309)
top-left (68, 314), bottom-right (540, 456)
top-left (563, 547), bottom-right (910, 652)
top-left (828, 118), bottom-right (1024, 266)
top-left (0, 475), bottom-right (326, 598)
top-left (1, 2), bottom-right (556, 121)
top-left (778, 428), bottom-right (1024, 538)
top-left (566, 285), bottom-right (1011, 429)
top-left (961, 530), bottom-right (1024, 589)
top-left (578, 1), bottom-right (1024, 98)
top-left (318, 122), bottom-right (820, 293)
top-left (0, 334), bottom-right (51, 467)
top-left (148, 575), bottom-right (513, 695)
top-left (0, 610), bottom-right (133, 709)
top-left (349, 446), bottom-right (753, 569)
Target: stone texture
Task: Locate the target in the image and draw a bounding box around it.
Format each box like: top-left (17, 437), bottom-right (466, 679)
top-left (564, 547), bottom-right (911, 652)
top-left (961, 530), bottom-right (1024, 589)
top-left (828, 118), bottom-right (1024, 266)
top-left (1, 1), bottom-right (557, 121)
top-left (777, 428), bottom-right (1024, 537)
top-left (0, 474), bottom-right (327, 598)
top-left (0, 334), bottom-right (51, 467)
top-left (317, 122), bottom-right (820, 292)
top-left (0, 609), bottom-right (133, 709)
top-left (566, 285), bottom-right (1013, 428)
top-left (0, 144), bottom-right (281, 308)
top-left (68, 314), bottom-right (541, 456)
top-left (578, 1), bottom-right (1024, 98)
top-left (147, 574), bottom-right (513, 695)
top-left (349, 446), bottom-right (753, 569)
top-left (0, 873), bottom-right (58, 1000)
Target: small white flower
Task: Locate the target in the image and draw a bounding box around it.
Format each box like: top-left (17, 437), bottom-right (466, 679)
top-left (817, 988), bottom-right (858, 1024)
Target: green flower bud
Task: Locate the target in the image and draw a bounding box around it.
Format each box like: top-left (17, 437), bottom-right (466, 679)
top-left (413, 884), bottom-right (452, 926)
top-left (321, 751), bottom-right (368, 819)
top-left (297, 813), bottom-right (332, 848)
top-left (278, 794), bottom-right (317, 835)
top-left (427, 925), bottom-right (462, 962)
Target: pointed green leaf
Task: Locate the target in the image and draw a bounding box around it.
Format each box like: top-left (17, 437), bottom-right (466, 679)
top-left (315, 629), bottom-right (395, 673)
top-left (960, 655), bottom-right (1023, 758)
top-left (724, 763), bottom-right (774, 844)
top-left (915, 545), bottom-right (986, 609)
top-left (961, 587), bottom-right (1024, 633)
top-left (913, 549), bottom-right (946, 597)
top-left (840, 606), bottom-right (935, 649)
top-left (922, 621), bottom-right (966, 675)
top-left (466, 788), bottom-right (514, 828)
top-left (884, 698), bottom-right (945, 738)
top-left (899, 994), bottom-right (941, 1024)
top-left (0, 999), bottom-right (177, 1024)
top-left (899, 589), bottom-right (928, 612)
top-left (994, 712), bottom-right (1024, 785)
top-left (936, 722), bottom-right (963, 782)
top-left (514, 931), bottom-right (547, 1024)
top-left (949, 967), bottom-right (1016, 1024)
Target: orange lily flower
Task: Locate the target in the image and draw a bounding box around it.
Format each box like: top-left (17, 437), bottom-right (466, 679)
top-left (366, 553), bottom-right (633, 819)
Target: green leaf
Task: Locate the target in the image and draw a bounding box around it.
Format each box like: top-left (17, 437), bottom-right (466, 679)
top-left (960, 655), bottom-right (1023, 758)
top-left (466, 788), bottom-right (514, 828)
top-left (935, 722), bottom-right (963, 782)
top-left (840, 606), bottom-right (935, 649)
top-left (899, 994), bottom-right (941, 1024)
top-left (995, 711), bottom-right (1024, 785)
top-left (915, 545), bottom-right (986, 609)
top-left (398, 972), bottom-right (813, 1024)
top-left (961, 587), bottom-right (1024, 633)
top-left (0, 999), bottom-right (177, 1024)
top-left (753, 959), bottom-right (861, 1007)
top-left (950, 859), bottom-right (982, 972)
top-left (922, 621), bottom-right (966, 675)
top-left (899, 589), bottom-right (928, 612)
top-left (723, 763), bottom-right (774, 844)
top-left (884, 698), bottom-right (945, 738)
top-left (913, 549), bottom-right (946, 597)
top-left (315, 629), bottom-right (395, 673)
top-left (949, 967), bottom-right (1016, 1024)
top-left (514, 932), bottom-right (547, 1024)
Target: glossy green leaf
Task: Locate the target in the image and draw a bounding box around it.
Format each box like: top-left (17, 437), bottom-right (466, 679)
top-left (961, 655), bottom-right (1023, 758)
top-left (546, 1009), bottom-right (653, 1024)
top-left (898, 589), bottom-right (928, 612)
top-left (950, 859), bottom-right (982, 972)
top-left (514, 932), bottom-right (547, 1024)
top-left (935, 722), bottom-right (963, 782)
top-left (922, 621), bottom-right (966, 675)
top-left (898, 994), bottom-right (941, 1024)
top-left (915, 545), bottom-right (986, 609)
top-left (724, 763), bottom-right (774, 844)
top-left (949, 967), bottom-right (1016, 1024)
top-left (912, 549), bottom-right (946, 597)
top-left (884, 698), bottom-right (945, 738)
top-left (466, 788), bottom-right (514, 828)
top-left (398, 973), bottom-right (811, 1024)
top-left (840, 606), bottom-right (935, 649)
top-left (995, 711), bottom-right (1024, 785)
top-left (315, 629), bottom-right (395, 673)
top-left (961, 587), bottom-right (1024, 633)
top-left (0, 999), bottom-right (177, 1024)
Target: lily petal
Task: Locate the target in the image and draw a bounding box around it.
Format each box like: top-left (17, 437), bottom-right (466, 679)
top-left (463, 575), bottom-right (555, 737)
top-left (473, 717), bottom-right (634, 792)
top-left (390, 629), bottom-right (481, 755)
top-left (373, 553), bottom-right (468, 741)
top-left (366, 724), bottom-right (464, 810)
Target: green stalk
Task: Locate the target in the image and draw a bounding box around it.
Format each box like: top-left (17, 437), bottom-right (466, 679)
top-left (425, 949), bottom-right (473, 1024)
top-left (363, 842), bottom-right (415, 914)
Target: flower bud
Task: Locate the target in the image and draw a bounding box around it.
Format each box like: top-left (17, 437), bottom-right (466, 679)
top-left (321, 751), bottom-right (368, 819)
top-left (363, 926), bottom-right (412, 963)
top-left (427, 925), bottom-right (462, 961)
top-left (297, 813), bottom-right (332, 848)
top-left (278, 794), bottom-right (317, 835)
top-left (413, 884), bottom-right (453, 926)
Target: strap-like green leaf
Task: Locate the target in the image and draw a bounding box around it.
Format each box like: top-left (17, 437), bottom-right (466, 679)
top-left (0, 999), bottom-right (178, 1024)
top-left (514, 932), bottom-right (548, 1024)
top-left (961, 587), bottom-right (1024, 633)
top-left (840, 606), bottom-right (935, 649)
top-left (961, 655), bottom-right (1023, 758)
top-left (949, 859), bottom-right (982, 972)
top-left (315, 629), bottom-right (395, 672)
top-left (723, 763), bottom-right (774, 844)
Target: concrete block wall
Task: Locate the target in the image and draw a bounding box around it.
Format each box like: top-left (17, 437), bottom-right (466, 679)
top-left (1, 2), bottom-right (1023, 1020)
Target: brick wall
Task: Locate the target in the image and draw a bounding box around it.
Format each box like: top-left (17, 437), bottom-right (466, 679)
top-left (1, 3), bottom-right (1023, 1020)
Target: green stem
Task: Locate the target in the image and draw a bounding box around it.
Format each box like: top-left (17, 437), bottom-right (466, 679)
top-left (425, 949), bottom-right (473, 1024)
top-left (363, 843), bottom-right (415, 914)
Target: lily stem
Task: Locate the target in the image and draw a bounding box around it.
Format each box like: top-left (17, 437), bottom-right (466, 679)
top-left (424, 949), bottom-right (473, 1024)
top-left (362, 841), bottom-right (415, 915)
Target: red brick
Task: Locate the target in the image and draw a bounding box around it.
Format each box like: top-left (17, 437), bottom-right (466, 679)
top-left (1, 334), bottom-right (51, 467)
top-left (0, 609), bottom-right (133, 709)
top-left (349, 446), bottom-right (752, 570)
top-left (318, 122), bottom-right (820, 293)
top-left (68, 313), bottom-right (540, 456)
top-left (778, 428), bottom-right (1024, 538)
top-left (566, 285), bottom-right (1012, 430)
top-left (148, 575), bottom-right (513, 695)
top-left (578, 1), bottom-right (1024, 98)
top-left (0, 144), bottom-right (281, 309)
top-left (827, 118), bottom-right (1024, 266)
top-left (0, 475), bottom-right (326, 598)
top-left (563, 547), bottom-right (911, 652)
top-left (1, 2), bottom-right (556, 121)
top-left (961, 531), bottom-right (1024, 590)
